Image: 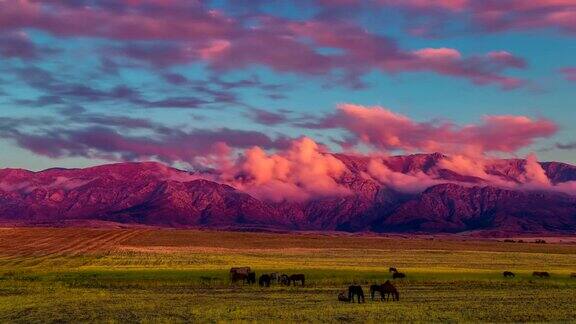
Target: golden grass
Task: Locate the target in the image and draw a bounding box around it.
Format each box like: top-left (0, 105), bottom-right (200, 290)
top-left (0, 228), bottom-right (574, 322)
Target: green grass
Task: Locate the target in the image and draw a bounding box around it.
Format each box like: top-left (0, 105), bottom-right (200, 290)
top-left (0, 228), bottom-right (575, 322)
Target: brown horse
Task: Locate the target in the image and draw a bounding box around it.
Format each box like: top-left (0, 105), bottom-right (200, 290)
top-left (348, 285), bottom-right (365, 303)
top-left (231, 272), bottom-right (248, 284)
top-left (389, 267), bottom-right (398, 273)
top-left (370, 284), bottom-right (384, 300)
top-left (230, 267), bottom-right (251, 281)
top-left (231, 271), bottom-right (256, 285)
top-left (532, 271), bottom-right (550, 278)
top-left (289, 274), bottom-right (305, 286)
top-left (381, 280), bottom-right (400, 301)
top-left (503, 271), bottom-right (515, 278)
top-left (570, 273), bottom-right (576, 278)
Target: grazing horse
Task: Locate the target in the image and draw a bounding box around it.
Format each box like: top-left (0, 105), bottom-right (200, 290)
top-left (289, 274), bottom-right (305, 286)
top-left (381, 280), bottom-right (400, 301)
top-left (370, 281), bottom-right (399, 301)
top-left (392, 272), bottom-right (406, 279)
top-left (230, 267), bottom-right (251, 281)
top-left (338, 291), bottom-right (350, 302)
top-left (259, 274), bottom-right (271, 287)
top-left (348, 285), bottom-right (365, 303)
top-left (230, 272), bottom-right (248, 284)
top-left (389, 267), bottom-right (398, 273)
top-left (269, 272), bottom-right (279, 282)
top-left (247, 272), bottom-right (256, 285)
top-left (370, 284), bottom-right (384, 301)
top-left (279, 274), bottom-right (290, 286)
top-left (532, 271), bottom-right (550, 278)
top-left (503, 271), bottom-right (515, 278)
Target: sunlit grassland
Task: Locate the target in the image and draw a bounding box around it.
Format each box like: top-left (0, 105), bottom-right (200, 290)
top-left (0, 228), bottom-right (575, 322)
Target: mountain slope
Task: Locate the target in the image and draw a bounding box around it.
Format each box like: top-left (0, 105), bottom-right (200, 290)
top-left (0, 155), bottom-right (575, 235)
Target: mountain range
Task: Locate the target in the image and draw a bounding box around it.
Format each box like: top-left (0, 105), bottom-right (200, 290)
top-left (0, 153), bottom-right (575, 236)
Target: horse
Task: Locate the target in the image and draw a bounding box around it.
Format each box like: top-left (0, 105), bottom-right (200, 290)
top-left (247, 271), bottom-right (256, 285)
top-left (370, 281), bottom-right (399, 301)
top-left (348, 285), bottom-right (365, 303)
top-left (259, 274), bottom-right (271, 287)
top-left (279, 274), bottom-right (290, 286)
top-left (389, 267), bottom-right (398, 273)
top-left (289, 274), bottom-right (305, 286)
top-left (230, 272), bottom-right (248, 284)
top-left (503, 271), bottom-right (515, 278)
top-left (571, 273), bottom-right (576, 278)
top-left (269, 272), bottom-right (279, 282)
top-left (370, 284), bottom-right (384, 301)
top-left (338, 291), bottom-right (350, 302)
top-left (381, 280), bottom-right (400, 301)
top-left (532, 271), bottom-right (550, 278)
top-left (230, 267), bottom-right (251, 281)
top-left (392, 272), bottom-right (406, 279)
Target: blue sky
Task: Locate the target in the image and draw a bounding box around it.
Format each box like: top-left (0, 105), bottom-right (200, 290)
top-left (0, 0), bottom-right (574, 171)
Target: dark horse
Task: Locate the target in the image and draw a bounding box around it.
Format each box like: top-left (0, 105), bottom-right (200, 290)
top-left (389, 267), bottom-right (398, 273)
top-left (279, 274), bottom-right (290, 286)
top-left (231, 271), bottom-right (256, 285)
top-left (247, 271), bottom-right (256, 284)
top-left (230, 272), bottom-right (248, 284)
top-left (370, 280), bottom-right (399, 301)
top-left (532, 271), bottom-right (550, 278)
top-left (289, 274), bottom-right (305, 286)
top-left (392, 272), bottom-right (406, 279)
top-left (503, 271), bottom-right (515, 278)
top-left (348, 285), bottom-right (365, 303)
top-left (259, 274), bottom-right (271, 287)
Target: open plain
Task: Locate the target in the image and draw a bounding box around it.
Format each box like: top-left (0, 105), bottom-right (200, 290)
top-left (0, 228), bottom-right (575, 322)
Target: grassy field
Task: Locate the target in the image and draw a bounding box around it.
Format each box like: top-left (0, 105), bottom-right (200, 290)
top-left (0, 228), bottom-right (575, 322)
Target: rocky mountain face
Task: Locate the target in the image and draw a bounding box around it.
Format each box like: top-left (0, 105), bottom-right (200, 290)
top-left (0, 154), bottom-right (575, 235)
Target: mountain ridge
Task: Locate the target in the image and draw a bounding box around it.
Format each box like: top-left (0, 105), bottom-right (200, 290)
top-left (0, 153), bottom-right (574, 236)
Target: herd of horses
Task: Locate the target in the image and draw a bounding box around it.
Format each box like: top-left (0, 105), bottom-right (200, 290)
top-left (229, 267), bottom-right (575, 304)
top-left (230, 266), bottom-right (402, 303)
top-left (505, 271), bottom-right (576, 278)
top-left (229, 267), bottom-right (305, 287)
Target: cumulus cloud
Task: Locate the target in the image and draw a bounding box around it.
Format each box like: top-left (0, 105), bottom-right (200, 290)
top-left (367, 158), bottom-right (444, 193)
top-left (221, 137), bottom-right (351, 202)
top-left (303, 103), bottom-right (557, 155)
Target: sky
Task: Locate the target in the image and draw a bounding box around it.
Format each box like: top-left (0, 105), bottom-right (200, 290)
top-left (0, 0), bottom-right (575, 171)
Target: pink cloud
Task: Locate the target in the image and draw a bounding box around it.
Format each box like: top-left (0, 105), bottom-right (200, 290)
top-left (367, 158), bottom-right (444, 193)
top-left (222, 137), bottom-right (351, 202)
top-left (560, 67), bottom-right (576, 82)
top-left (0, 1), bottom-right (527, 89)
top-left (305, 103), bottom-right (557, 155)
top-left (379, 0), bottom-right (576, 34)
